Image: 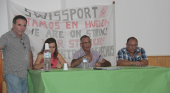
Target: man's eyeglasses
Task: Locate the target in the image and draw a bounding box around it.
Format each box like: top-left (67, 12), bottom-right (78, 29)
top-left (128, 44), bottom-right (138, 47)
top-left (81, 41), bottom-right (91, 45)
top-left (21, 39), bottom-right (26, 49)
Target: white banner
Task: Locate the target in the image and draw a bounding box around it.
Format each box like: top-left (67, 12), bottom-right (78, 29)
top-left (7, 0), bottom-right (116, 66)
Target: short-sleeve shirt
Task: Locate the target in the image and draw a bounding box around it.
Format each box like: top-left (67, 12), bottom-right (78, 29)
top-left (0, 30), bottom-right (31, 78)
top-left (73, 48), bottom-right (103, 67)
top-left (117, 47), bottom-right (148, 61)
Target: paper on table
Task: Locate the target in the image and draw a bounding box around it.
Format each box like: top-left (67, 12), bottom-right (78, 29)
top-left (94, 67), bottom-right (121, 70)
top-left (37, 69), bottom-right (53, 71)
top-left (37, 69), bottom-right (44, 71)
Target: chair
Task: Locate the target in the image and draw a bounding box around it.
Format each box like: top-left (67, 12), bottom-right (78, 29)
top-left (0, 51), bottom-right (7, 93)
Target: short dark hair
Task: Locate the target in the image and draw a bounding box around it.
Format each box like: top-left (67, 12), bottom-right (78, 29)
top-left (80, 35), bottom-right (90, 41)
top-left (127, 37), bottom-right (138, 43)
top-left (13, 15), bottom-right (27, 24)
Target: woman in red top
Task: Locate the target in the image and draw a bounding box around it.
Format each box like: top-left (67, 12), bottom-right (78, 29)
top-left (34, 38), bottom-right (66, 69)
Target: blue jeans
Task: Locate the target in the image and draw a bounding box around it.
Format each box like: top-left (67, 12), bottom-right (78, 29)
top-left (4, 74), bottom-right (28, 93)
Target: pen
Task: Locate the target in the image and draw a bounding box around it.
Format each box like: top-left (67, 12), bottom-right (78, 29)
top-left (93, 55), bottom-right (101, 69)
top-left (96, 55), bottom-right (101, 63)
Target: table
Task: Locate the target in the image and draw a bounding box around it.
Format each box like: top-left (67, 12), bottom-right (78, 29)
top-left (28, 66), bottom-right (170, 93)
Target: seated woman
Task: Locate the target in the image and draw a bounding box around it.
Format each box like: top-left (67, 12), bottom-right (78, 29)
top-left (34, 38), bottom-right (66, 69)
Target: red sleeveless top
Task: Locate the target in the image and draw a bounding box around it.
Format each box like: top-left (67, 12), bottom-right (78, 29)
top-left (40, 54), bottom-right (58, 68)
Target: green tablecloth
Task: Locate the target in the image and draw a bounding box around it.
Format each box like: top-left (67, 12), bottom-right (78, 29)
top-left (28, 66), bottom-right (170, 93)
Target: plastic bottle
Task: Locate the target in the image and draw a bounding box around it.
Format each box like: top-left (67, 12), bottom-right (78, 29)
top-left (43, 43), bottom-right (51, 71)
top-left (82, 58), bottom-right (88, 70)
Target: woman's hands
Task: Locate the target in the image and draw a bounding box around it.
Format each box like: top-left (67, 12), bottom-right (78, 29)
top-left (56, 63), bottom-right (63, 69)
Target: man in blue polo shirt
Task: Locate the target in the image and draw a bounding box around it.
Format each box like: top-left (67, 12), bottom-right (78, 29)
top-left (117, 37), bottom-right (148, 66)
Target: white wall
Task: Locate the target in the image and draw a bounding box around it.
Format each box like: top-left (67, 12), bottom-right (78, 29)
top-left (115, 0), bottom-right (170, 55)
top-left (1, 0), bottom-right (170, 56)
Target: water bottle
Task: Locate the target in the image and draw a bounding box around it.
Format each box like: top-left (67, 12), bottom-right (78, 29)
top-left (43, 43), bottom-right (51, 71)
top-left (82, 58), bottom-right (88, 70)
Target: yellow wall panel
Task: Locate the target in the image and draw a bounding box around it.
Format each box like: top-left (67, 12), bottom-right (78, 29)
top-left (148, 56), bottom-right (170, 67)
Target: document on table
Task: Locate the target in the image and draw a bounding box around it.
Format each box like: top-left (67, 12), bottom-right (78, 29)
top-left (94, 67), bottom-right (121, 70)
top-left (36, 69), bottom-right (53, 71)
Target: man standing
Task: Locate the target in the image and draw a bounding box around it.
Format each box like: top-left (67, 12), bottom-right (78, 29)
top-left (71, 35), bottom-right (111, 67)
top-left (117, 37), bottom-right (148, 66)
top-left (0, 15), bottom-right (33, 93)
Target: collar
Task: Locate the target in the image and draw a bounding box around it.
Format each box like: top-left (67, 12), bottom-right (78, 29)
top-left (134, 47), bottom-right (140, 55)
top-left (80, 48), bottom-right (92, 56)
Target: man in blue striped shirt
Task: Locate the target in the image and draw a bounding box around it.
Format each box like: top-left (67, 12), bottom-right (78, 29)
top-left (71, 35), bottom-right (111, 67)
top-left (117, 37), bottom-right (148, 66)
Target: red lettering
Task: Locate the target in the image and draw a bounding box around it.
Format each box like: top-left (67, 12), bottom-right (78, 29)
top-left (72, 21), bottom-right (78, 28)
top-left (69, 39), bottom-right (80, 48)
top-left (92, 37), bottom-right (105, 46)
top-left (57, 40), bottom-right (64, 48)
top-left (96, 20), bottom-right (99, 27)
top-left (69, 40), bottom-right (74, 48)
top-left (49, 21), bottom-right (53, 29)
top-left (55, 22), bottom-right (60, 29)
top-left (97, 38), bottom-right (100, 45)
top-left (101, 37), bottom-right (105, 45)
top-left (90, 21), bottom-right (95, 28)
top-left (85, 19), bottom-right (109, 28)
top-left (25, 18), bottom-right (61, 30)
top-left (105, 19), bottom-right (109, 25)
top-left (93, 39), bottom-right (97, 46)
top-left (26, 18), bottom-right (31, 26)
top-left (85, 21), bottom-right (89, 28)
top-left (32, 20), bottom-right (38, 27)
top-left (66, 22), bottom-right (71, 29)
top-left (101, 19), bottom-right (105, 27)
top-left (75, 39), bottom-right (80, 48)
top-left (39, 21), bottom-right (48, 28)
